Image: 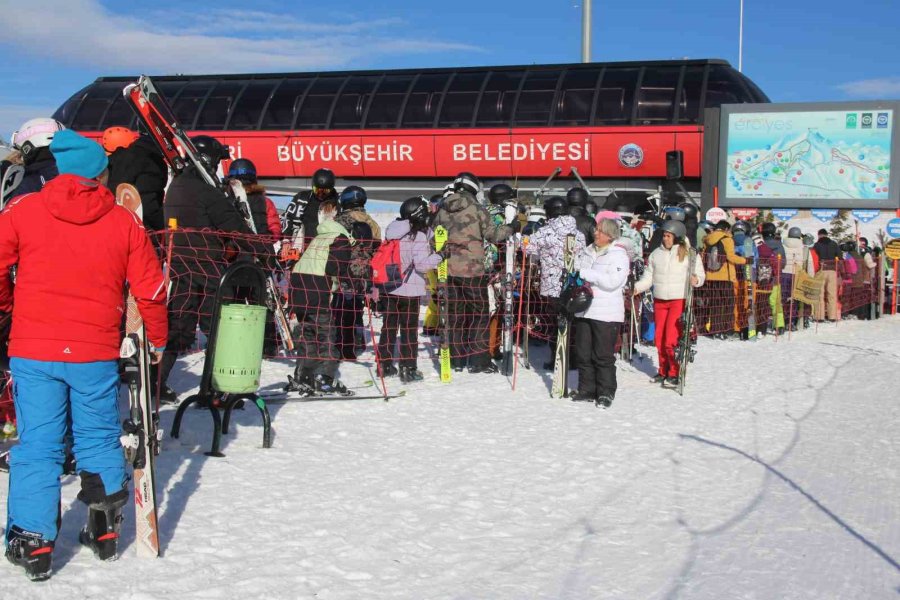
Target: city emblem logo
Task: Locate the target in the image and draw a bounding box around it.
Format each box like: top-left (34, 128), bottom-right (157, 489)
top-left (618, 143), bottom-right (644, 168)
top-left (877, 113), bottom-right (889, 128)
top-left (861, 113), bottom-right (873, 129)
top-left (846, 113), bottom-right (857, 128)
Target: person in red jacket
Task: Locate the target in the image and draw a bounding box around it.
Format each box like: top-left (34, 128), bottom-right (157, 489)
top-left (0, 130), bottom-right (167, 581)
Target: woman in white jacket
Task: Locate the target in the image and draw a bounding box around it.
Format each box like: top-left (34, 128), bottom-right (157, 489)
top-left (571, 218), bottom-right (630, 407)
top-left (633, 220), bottom-right (705, 387)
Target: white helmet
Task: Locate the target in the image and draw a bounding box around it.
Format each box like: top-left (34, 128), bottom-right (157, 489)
top-left (11, 118), bottom-right (65, 157)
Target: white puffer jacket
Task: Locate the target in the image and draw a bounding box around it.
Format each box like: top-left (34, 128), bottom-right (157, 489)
top-left (573, 243), bottom-right (629, 322)
top-left (634, 244), bottom-right (705, 300)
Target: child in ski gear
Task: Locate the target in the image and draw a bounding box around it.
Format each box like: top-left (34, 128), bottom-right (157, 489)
top-left (377, 197), bottom-right (443, 382)
top-left (0, 131), bottom-right (167, 580)
top-left (571, 218), bottom-right (629, 406)
top-left (634, 220), bottom-right (705, 386)
top-left (287, 199), bottom-right (353, 394)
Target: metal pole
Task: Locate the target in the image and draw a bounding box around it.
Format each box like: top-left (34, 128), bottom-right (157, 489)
top-left (738, 0), bottom-right (744, 72)
top-left (582, 0), bottom-right (592, 63)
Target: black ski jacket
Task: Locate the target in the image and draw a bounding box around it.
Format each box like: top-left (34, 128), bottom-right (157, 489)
top-left (107, 136), bottom-right (168, 231)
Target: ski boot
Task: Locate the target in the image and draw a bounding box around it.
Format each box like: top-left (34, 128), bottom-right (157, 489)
top-left (399, 366), bottom-right (424, 383)
top-left (595, 394), bottom-right (614, 409)
top-left (313, 374), bottom-right (353, 396)
top-left (284, 367), bottom-right (315, 396)
top-left (379, 363), bottom-right (399, 378)
top-left (5, 526), bottom-right (53, 581)
top-left (78, 492), bottom-right (127, 562)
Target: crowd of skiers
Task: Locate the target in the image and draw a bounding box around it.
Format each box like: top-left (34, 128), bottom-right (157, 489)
top-left (0, 119), bottom-right (892, 581)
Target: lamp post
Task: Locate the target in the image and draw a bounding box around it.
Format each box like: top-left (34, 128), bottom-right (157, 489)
top-left (582, 0), bottom-right (592, 63)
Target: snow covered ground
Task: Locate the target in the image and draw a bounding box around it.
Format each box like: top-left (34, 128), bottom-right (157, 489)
top-left (2, 317), bottom-right (900, 599)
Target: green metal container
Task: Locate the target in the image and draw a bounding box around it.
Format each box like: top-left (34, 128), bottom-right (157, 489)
top-left (211, 303), bottom-right (267, 393)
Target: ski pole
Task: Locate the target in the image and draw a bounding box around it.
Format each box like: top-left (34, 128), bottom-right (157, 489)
top-left (512, 247), bottom-right (529, 390)
top-left (364, 297), bottom-right (389, 400)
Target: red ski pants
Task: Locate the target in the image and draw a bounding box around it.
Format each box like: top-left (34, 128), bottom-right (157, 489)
top-left (654, 298), bottom-right (685, 377)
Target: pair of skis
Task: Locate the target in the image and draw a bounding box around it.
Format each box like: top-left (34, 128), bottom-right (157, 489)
top-left (550, 235), bottom-right (577, 398)
top-left (124, 75), bottom-right (294, 355)
top-left (674, 248), bottom-right (698, 396)
top-left (115, 184), bottom-right (160, 558)
top-left (500, 201), bottom-right (518, 376)
top-left (434, 226), bottom-right (451, 382)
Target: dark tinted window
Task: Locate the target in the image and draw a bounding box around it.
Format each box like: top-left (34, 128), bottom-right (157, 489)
top-left (53, 85), bottom-right (91, 128)
top-left (402, 73), bottom-right (450, 127)
top-left (438, 71), bottom-right (487, 127)
top-left (737, 73), bottom-right (770, 102)
top-left (515, 69), bottom-right (562, 126)
top-left (555, 68), bottom-right (601, 125)
top-left (295, 77), bottom-right (343, 129)
top-left (475, 70), bottom-right (524, 127)
top-left (100, 91), bottom-right (137, 128)
top-left (595, 68), bottom-right (639, 125)
top-left (171, 81), bottom-right (214, 128)
top-left (678, 66), bottom-right (705, 124)
top-left (70, 82), bottom-right (123, 130)
top-left (229, 80), bottom-right (277, 130)
top-left (196, 80), bottom-right (246, 130)
top-left (704, 65), bottom-right (748, 108)
top-left (330, 75), bottom-right (380, 129)
top-left (261, 78), bottom-right (313, 129)
top-left (367, 75), bottom-right (415, 128)
top-left (636, 67), bottom-right (679, 124)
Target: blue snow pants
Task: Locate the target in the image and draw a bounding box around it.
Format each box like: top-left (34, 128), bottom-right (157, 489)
top-left (6, 358), bottom-right (125, 542)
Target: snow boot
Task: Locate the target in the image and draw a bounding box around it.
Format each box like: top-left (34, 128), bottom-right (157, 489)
top-left (663, 376), bottom-right (679, 388)
top-left (595, 394), bottom-right (614, 409)
top-left (5, 526), bottom-right (53, 581)
top-left (649, 374), bottom-right (666, 384)
top-left (399, 366), bottom-right (424, 383)
top-left (379, 363), bottom-right (399, 378)
top-left (313, 374), bottom-right (353, 396)
top-left (570, 390), bottom-right (596, 402)
top-left (284, 367), bottom-right (315, 395)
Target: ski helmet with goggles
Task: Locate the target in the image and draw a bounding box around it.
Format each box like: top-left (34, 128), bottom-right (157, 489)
top-left (566, 187), bottom-right (589, 208)
top-left (227, 158), bottom-right (257, 183)
top-left (663, 205), bottom-right (686, 222)
top-left (100, 126), bottom-right (138, 154)
top-left (339, 185), bottom-right (367, 209)
top-left (661, 219), bottom-right (687, 240)
top-left (191, 135), bottom-right (228, 170)
top-left (731, 220), bottom-right (751, 236)
top-left (488, 183), bottom-right (516, 205)
top-left (312, 168), bottom-right (335, 190)
top-left (453, 172), bottom-right (481, 196)
top-left (400, 196), bottom-right (428, 224)
top-left (12, 118), bottom-right (65, 157)
top-left (761, 222), bottom-right (777, 239)
top-left (543, 196), bottom-right (568, 219)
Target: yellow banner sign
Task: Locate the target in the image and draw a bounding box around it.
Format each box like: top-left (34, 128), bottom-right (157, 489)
top-left (791, 271), bottom-right (825, 306)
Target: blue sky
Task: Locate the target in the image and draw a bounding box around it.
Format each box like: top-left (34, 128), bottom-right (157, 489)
top-left (1, 0), bottom-right (898, 141)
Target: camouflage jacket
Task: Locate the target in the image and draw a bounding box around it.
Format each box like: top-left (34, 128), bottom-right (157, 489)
top-left (432, 192), bottom-right (515, 278)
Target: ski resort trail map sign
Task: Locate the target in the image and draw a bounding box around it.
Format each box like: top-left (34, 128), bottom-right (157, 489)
top-left (718, 102), bottom-right (900, 209)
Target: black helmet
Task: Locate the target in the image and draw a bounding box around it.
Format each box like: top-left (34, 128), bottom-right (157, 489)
top-left (227, 158), bottom-right (256, 183)
top-left (192, 135), bottom-right (228, 171)
top-left (544, 196), bottom-right (568, 219)
top-left (731, 220), bottom-right (751, 236)
top-left (661, 220), bottom-right (687, 240)
top-left (312, 168), bottom-right (335, 190)
top-left (349, 221), bottom-right (373, 244)
top-left (339, 185), bottom-right (367, 209)
top-left (678, 202), bottom-right (699, 221)
top-left (840, 240), bottom-right (857, 253)
top-left (488, 183), bottom-right (516, 205)
top-left (761, 222), bottom-right (777, 239)
top-left (575, 214), bottom-right (596, 241)
top-left (787, 226), bottom-right (802, 239)
top-left (698, 220), bottom-right (714, 233)
top-left (399, 196), bottom-right (428, 225)
top-left (453, 172), bottom-right (481, 196)
top-left (566, 187), bottom-right (589, 208)
top-left (663, 205), bottom-right (686, 222)
top-left (562, 282), bottom-right (593, 315)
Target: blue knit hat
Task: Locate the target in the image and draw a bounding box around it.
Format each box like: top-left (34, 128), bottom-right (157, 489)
top-left (49, 130), bottom-right (109, 179)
